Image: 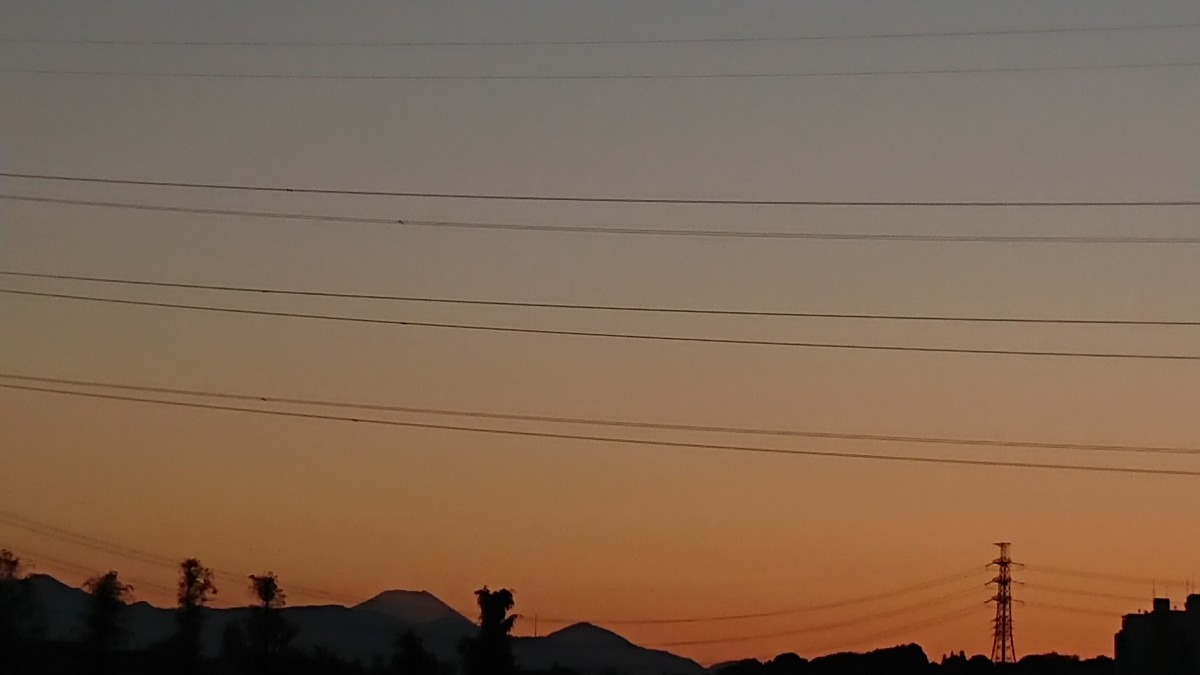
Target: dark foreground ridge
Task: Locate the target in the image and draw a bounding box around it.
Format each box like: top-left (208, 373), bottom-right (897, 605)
top-left (3, 573), bottom-right (705, 675)
top-left (0, 571), bottom-right (1124, 675)
top-left (716, 647), bottom-right (1115, 675)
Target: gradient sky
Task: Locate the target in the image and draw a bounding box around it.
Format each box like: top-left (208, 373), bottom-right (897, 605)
top-left (2, 1), bottom-right (1199, 665)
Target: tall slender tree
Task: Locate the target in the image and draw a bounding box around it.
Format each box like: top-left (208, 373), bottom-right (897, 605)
top-left (83, 571), bottom-right (132, 675)
top-left (0, 549), bottom-right (20, 580)
top-left (245, 572), bottom-right (295, 673)
top-left (0, 550), bottom-right (25, 645)
top-left (461, 587), bottom-right (516, 675)
top-left (0, 549), bottom-right (41, 668)
top-left (176, 558), bottom-right (217, 673)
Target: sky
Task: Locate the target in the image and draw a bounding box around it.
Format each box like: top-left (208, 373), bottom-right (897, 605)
top-left (2, 0), bottom-right (1199, 665)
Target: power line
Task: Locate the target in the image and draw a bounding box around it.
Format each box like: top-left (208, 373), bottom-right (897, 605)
top-left (1023, 601), bottom-right (1125, 618)
top-left (534, 569), bottom-right (983, 625)
top-left (7, 270), bottom-right (1200, 327)
top-left (10, 549), bottom-right (96, 577)
top-left (1024, 565), bottom-right (1190, 588)
top-left (652, 589), bottom-right (985, 646)
top-left (0, 508), bottom-right (998, 633)
top-left (3, 515), bottom-right (986, 627)
top-left (0, 507), bottom-right (985, 630)
top-left (6, 21), bottom-right (1199, 47)
top-left (1024, 583), bottom-right (1148, 603)
top-left (14, 549), bottom-right (223, 605)
top-left (0, 510), bottom-right (354, 604)
top-left (17, 548), bottom-right (239, 607)
top-left (7, 195), bottom-right (1200, 243)
top-left (5, 382), bottom-right (1200, 477)
top-left (1, 511), bottom-right (180, 567)
top-left (2, 176), bottom-right (1198, 208)
top-left (14, 548), bottom-right (179, 597)
top-left (3, 372), bottom-right (1197, 458)
top-left (8, 287), bottom-right (1200, 362)
top-left (6, 60), bottom-right (1200, 81)
top-left (809, 603), bottom-right (984, 654)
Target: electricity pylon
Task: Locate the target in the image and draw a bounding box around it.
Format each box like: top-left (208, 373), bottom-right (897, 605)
top-left (988, 542), bottom-right (1018, 663)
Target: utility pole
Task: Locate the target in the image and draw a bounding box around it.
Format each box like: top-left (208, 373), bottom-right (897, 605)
top-left (988, 542), bottom-right (1018, 664)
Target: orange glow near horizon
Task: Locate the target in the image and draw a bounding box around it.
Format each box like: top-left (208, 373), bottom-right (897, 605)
top-left (1, 526), bottom-right (1165, 666)
top-left (2, 523), bottom-right (1157, 666)
top-left (4, 391), bottom-right (1196, 666)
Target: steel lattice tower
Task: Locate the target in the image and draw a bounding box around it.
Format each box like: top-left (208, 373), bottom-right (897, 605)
top-left (988, 542), bottom-right (1018, 663)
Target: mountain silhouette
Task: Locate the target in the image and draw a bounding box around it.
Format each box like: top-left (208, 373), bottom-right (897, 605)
top-left (355, 589), bottom-right (472, 625)
top-left (22, 573), bottom-right (703, 675)
top-left (514, 622), bottom-right (703, 675)
top-left (544, 622), bottom-right (637, 648)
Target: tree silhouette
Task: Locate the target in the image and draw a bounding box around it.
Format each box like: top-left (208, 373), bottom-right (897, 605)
top-left (461, 586), bottom-right (517, 675)
top-left (0, 549), bottom-right (43, 668)
top-left (0, 550), bottom-right (26, 648)
top-left (175, 558), bottom-right (217, 673)
top-left (245, 572), bottom-right (295, 673)
top-left (0, 549), bottom-right (20, 580)
top-left (83, 570), bottom-right (132, 675)
top-left (249, 573), bottom-right (286, 610)
top-left (392, 628), bottom-right (440, 675)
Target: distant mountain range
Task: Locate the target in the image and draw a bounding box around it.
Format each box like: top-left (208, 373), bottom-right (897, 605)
top-left (24, 574), bottom-right (704, 675)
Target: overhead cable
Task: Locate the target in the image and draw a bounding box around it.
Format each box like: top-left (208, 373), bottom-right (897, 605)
top-left (1024, 564), bottom-right (1190, 588)
top-left (2, 177), bottom-right (1198, 208)
top-left (1024, 583), bottom-right (1155, 604)
top-left (534, 569), bottom-right (983, 625)
top-left (0, 510), bottom-right (353, 603)
top-left (652, 590), bottom-right (985, 646)
top-left (7, 270), bottom-right (1200, 326)
top-left (809, 604), bottom-right (984, 654)
top-left (2, 372), bottom-right (1197, 458)
top-left (5, 60), bottom-right (1200, 81)
top-left (4, 195), bottom-right (1200, 242)
top-left (14, 547), bottom-right (174, 593)
top-left (7, 288), bottom-right (1200, 361)
top-left (1024, 601), bottom-right (1126, 617)
top-left (6, 21), bottom-right (1199, 47)
top-left (5, 383), bottom-right (1200, 477)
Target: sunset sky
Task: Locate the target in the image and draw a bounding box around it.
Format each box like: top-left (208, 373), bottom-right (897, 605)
top-left (2, 1), bottom-right (1199, 665)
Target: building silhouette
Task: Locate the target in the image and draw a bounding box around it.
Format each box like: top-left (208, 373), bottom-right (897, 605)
top-left (1115, 594), bottom-right (1200, 675)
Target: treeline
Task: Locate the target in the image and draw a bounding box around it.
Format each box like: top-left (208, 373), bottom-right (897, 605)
top-left (0, 548), bottom-right (544, 675)
top-left (715, 646), bottom-right (1116, 675)
top-left (2, 547), bottom-right (1120, 675)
